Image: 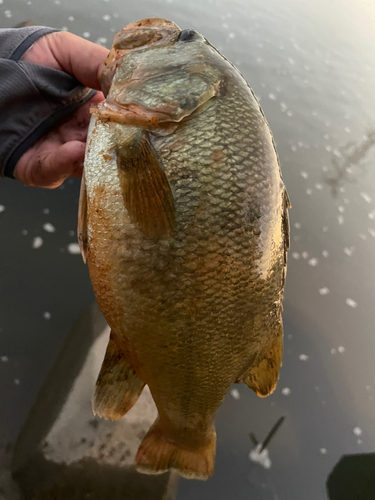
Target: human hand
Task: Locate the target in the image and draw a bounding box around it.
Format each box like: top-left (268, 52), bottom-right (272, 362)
top-left (13, 31), bottom-right (109, 188)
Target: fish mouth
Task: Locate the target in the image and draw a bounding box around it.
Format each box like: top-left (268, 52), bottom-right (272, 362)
top-left (113, 18), bottom-right (181, 50)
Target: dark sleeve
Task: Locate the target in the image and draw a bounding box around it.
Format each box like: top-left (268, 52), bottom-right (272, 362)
top-left (0, 27), bottom-right (96, 178)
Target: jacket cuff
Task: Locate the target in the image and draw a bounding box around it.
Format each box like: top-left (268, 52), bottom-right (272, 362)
top-left (0, 27), bottom-right (97, 178)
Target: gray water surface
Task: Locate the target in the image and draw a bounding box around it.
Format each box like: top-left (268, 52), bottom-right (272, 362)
top-left (1, 0), bottom-right (375, 498)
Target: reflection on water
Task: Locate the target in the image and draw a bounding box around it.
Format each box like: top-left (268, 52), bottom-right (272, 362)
top-left (325, 131), bottom-right (375, 197)
top-left (11, 305), bottom-right (177, 500)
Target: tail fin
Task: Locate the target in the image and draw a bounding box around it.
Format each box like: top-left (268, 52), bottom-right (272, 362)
top-left (135, 420), bottom-right (216, 480)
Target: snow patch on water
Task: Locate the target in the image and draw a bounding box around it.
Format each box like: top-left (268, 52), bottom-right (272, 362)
top-left (67, 243), bottom-right (80, 254)
top-left (230, 388), bottom-right (240, 400)
top-left (249, 444), bottom-right (272, 469)
top-left (43, 223), bottom-right (55, 233)
top-left (32, 237), bottom-right (43, 249)
top-left (346, 298), bottom-right (358, 308)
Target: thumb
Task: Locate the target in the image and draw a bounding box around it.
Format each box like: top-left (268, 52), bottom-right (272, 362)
top-left (14, 140), bottom-right (86, 188)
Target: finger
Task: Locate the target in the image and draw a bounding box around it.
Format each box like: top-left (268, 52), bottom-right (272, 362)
top-left (15, 140), bottom-right (86, 188)
top-left (22, 32), bottom-right (109, 90)
top-left (47, 32), bottom-right (109, 90)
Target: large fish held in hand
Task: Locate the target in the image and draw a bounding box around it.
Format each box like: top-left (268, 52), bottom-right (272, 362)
top-left (78, 18), bottom-right (290, 480)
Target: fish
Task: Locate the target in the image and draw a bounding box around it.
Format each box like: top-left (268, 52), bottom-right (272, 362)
top-left (78, 17), bottom-right (290, 480)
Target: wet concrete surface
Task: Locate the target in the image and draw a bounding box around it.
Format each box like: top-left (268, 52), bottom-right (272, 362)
top-left (1, 0), bottom-right (375, 498)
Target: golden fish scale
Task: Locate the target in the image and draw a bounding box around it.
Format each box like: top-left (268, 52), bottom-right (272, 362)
top-left (86, 73), bottom-right (286, 438)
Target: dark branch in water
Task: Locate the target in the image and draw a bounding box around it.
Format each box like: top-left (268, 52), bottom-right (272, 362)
top-left (325, 131), bottom-right (375, 197)
top-left (260, 416), bottom-right (285, 452)
top-left (248, 415), bottom-right (285, 451)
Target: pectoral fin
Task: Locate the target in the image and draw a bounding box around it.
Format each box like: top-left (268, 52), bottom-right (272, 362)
top-left (93, 332), bottom-right (145, 420)
top-left (77, 170), bottom-right (88, 264)
top-left (117, 131), bottom-right (175, 239)
top-left (238, 325), bottom-right (283, 397)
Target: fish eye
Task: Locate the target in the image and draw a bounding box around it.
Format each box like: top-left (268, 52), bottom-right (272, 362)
top-left (178, 29), bottom-right (198, 42)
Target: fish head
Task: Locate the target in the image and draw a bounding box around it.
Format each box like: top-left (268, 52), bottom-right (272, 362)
top-left (98, 20), bottom-right (228, 127)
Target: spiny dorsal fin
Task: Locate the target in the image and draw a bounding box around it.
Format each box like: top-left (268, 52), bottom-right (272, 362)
top-left (117, 133), bottom-right (175, 239)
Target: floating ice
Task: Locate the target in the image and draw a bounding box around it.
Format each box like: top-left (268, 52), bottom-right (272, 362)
top-left (83, 32), bottom-right (90, 38)
top-left (306, 189), bottom-right (312, 195)
top-left (359, 233), bottom-right (367, 240)
top-left (319, 287), bottom-right (329, 295)
top-left (281, 387), bottom-right (291, 396)
top-left (353, 427), bottom-right (362, 436)
top-left (43, 223), bottom-right (55, 233)
top-left (230, 388), bottom-right (240, 400)
top-left (292, 252), bottom-right (300, 259)
top-left (4, 9), bottom-right (12, 17)
top-left (42, 208), bottom-right (50, 214)
top-left (68, 15), bottom-right (74, 21)
top-left (346, 298), bottom-right (358, 308)
top-left (343, 247), bottom-right (354, 256)
top-left (294, 222), bottom-right (301, 229)
top-left (322, 250), bottom-right (329, 258)
top-left (368, 228), bottom-right (375, 238)
top-left (67, 243), bottom-right (80, 254)
top-left (300, 171), bottom-right (308, 179)
top-left (96, 37), bottom-right (108, 45)
top-left (43, 312), bottom-right (51, 320)
top-left (32, 237), bottom-right (43, 249)
top-left (320, 448), bottom-right (327, 455)
top-left (338, 206), bottom-right (345, 213)
top-left (360, 192), bottom-right (372, 203)
top-left (286, 111), bottom-right (293, 117)
top-left (0, 205), bottom-right (5, 212)
top-left (268, 93), bottom-right (276, 100)
top-left (337, 215), bottom-right (344, 225)
top-left (301, 252), bottom-right (308, 259)
top-left (1, 356), bottom-right (8, 362)
top-left (249, 444), bottom-right (272, 469)
top-left (308, 258), bottom-right (318, 266)
top-left (299, 354), bottom-right (309, 361)
top-left (315, 184), bottom-right (323, 190)
top-left (227, 33), bottom-right (236, 39)
top-left (103, 14), bottom-right (111, 20)
top-left (14, 379), bottom-right (20, 385)
top-left (338, 346), bottom-right (345, 353)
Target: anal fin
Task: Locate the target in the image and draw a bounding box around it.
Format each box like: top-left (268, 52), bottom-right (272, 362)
top-left (93, 332), bottom-right (145, 420)
top-left (239, 325), bottom-right (283, 398)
